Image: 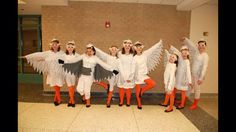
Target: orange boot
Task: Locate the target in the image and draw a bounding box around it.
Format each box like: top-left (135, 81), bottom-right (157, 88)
top-left (135, 85), bottom-right (142, 109)
top-left (86, 98), bottom-right (91, 107)
top-left (106, 91), bottom-right (113, 108)
top-left (159, 93), bottom-right (170, 107)
top-left (176, 91), bottom-right (186, 109)
top-left (140, 79), bottom-right (156, 96)
top-left (126, 89), bottom-right (132, 106)
top-left (189, 99), bottom-right (199, 110)
top-left (165, 92), bottom-right (174, 112)
top-left (119, 88), bottom-right (125, 106)
top-left (54, 86), bottom-right (61, 106)
top-left (68, 86), bottom-right (75, 107)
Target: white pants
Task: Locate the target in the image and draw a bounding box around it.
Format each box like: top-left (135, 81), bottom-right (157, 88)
top-left (107, 75), bottom-right (118, 91)
top-left (65, 73), bottom-right (76, 87)
top-left (192, 76), bottom-right (201, 99)
top-left (76, 75), bottom-right (93, 99)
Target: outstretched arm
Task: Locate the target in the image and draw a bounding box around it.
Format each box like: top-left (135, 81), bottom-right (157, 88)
top-left (94, 46), bottom-right (109, 62)
top-left (181, 37), bottom-right (198, 54)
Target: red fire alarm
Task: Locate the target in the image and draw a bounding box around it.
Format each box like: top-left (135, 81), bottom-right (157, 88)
top-left (105, 21), bottom-right (111, 28)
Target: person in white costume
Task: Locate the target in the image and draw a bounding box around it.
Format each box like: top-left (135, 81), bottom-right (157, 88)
top-left (181, 37), bottom-right (209, 110)
top-left (169, 45), bottom-right (192, 109)
top-left (61, 44), bottom-right (119, 107)
top-left (23, 38), bottom-right (65, 106)
top-left (59, 41), bottom-right (80, 107)
top-left (94, 45), bottom-right (119, 108)
top-left (117, 39), bottom-right (135, 106)
top-left (132, 40), bottom-right (163, 109)
top-left (159, 49), bottom-right (178, 112)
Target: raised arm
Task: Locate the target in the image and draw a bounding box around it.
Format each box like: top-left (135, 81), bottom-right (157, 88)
top-left (182, 37), bottom-right (198, 54)
top-left (95, 56), bottom-right (113, 71)
top-left (94, 46), bottom-right (109, 62)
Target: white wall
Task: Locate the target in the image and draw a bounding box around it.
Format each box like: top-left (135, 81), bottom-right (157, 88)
top-left (189, 4), bottom-right (218, 93)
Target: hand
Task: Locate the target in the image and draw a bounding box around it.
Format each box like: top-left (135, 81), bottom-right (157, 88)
top-left (167, 91), bottom-right (172, 95)
top-left (113, 70), bottom-right (119, 75)
top-left (197, 80), bottom-right (203, 85)
top-left (58, 59), bottom-right (64, 64)
top-left (126, 80), bottom-right (131, 83)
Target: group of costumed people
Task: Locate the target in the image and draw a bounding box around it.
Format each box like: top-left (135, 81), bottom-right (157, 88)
top-left (22, 37), bottom-right (208, 112)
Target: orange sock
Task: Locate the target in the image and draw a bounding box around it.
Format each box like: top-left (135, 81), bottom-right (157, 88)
top-left (126, 89), bottom-right (132, 105)
top-left (54, 86), bottom-right (61, 103)
top-left (179, 91), bottom-right (186, 107)
top-left (162, 93), bottom-right (170, 105)
top-left (107, 91), bottom-right (113, 105)
top-left (166, 92), bottom-right (174, 111)
top-left (189, 99), bottom-right (199, 110)
top-left (119, 88), bottom-right (125, 105)
top-left (135, 85), bottom-right (142, 107)
top-left (141, 79), bottom-right (156, 95)
top-left (86, 98), bottom-right (91, 106)
top-left (95, 82), bottom-right (108, 90)
top-left (69, 86), bottom-right (75, 104)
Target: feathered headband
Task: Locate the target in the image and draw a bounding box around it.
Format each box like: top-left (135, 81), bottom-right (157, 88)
top-left (133, 41), bottom-right (144, 50)
top-left (109, 46), bottom-right (119, 52)
top-left (123, 39), bottom-right (133, 47)
top-left (49, 38), bottom-right (60, 46)
top-left (66, 40), bottom-right (76, 49)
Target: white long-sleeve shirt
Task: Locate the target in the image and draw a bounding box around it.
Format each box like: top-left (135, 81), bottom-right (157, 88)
top-left (133, 54), bottom-right (150, 84)
top-left (117, 53), bottom-right (135, 89)
top-left (184, 38), bottom-right (209, 80)
top-left (169, 46), bottom-right (192, 90)
top-left (164, 50), bottom-right (177, 92)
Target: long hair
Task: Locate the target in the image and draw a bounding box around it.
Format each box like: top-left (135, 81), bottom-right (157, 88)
top-left (109, 45), bottom-right (119, 58)
top-left (121, 47), bottom-right (133, 54)
top-left (173, 53), bottom-right (179, 67)
top-left (65, 49), bottom-right (76, 55)
top-left (87, 46), bottom-right (96, 55)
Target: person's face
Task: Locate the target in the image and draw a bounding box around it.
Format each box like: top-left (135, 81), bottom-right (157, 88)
top-left (181, 50), bottom-right (189, 59)
top-left (123, 42), bottom-right (132, 53)
top-left (86, 48), bottom-right (94, 56)
top-left (198, 42), bottom-right (206, 52)
top-left (110, 47), bottom-right (118, 56)
top-left (51, 42), bottom-right (59, 52)
top-left (135, 46), bottom-right (143, 54)
top-left (67, 44), bottom-right (74, 54)
top-left (169, 54), bottom-right (177, 63)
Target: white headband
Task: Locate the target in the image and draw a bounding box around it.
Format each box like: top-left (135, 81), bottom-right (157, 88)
top-left (109, 46), bottom-right (119, 52)
top-left (123, 39), bottom-right (133, 47)
top-left (49, 38), bottom-right (60, 46)
top-left (66, 40), bottom-right (76, 49)
top-left (86, 43), bottom-right (94, 48)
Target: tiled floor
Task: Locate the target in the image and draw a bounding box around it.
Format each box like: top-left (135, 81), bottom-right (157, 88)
top-left (18, 83), bottom-right (218, 132)
top-left (18, 102), bottom-right (200, 132)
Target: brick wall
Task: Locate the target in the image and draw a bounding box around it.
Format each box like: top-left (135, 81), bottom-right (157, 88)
top-left (42, 1), bottom-right (190, 93)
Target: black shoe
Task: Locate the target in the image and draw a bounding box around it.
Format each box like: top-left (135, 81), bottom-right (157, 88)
top-left (106, 104), bottom-right (111, 108)
top-left (118, 103), bottom-right (123, 107)
top-left (164, 109), bottom-right (173, 112)
top-left (158, 103), bottom-right (168, 107)
top-left (54, 101), bottom-right (58, 106)
top-left (67, 103), bottom-right (72, 107)
top-left (176, 106), bottom-right (184, 110)
top-left (86, 105), bottom-right (91, 108)
top-left (82, 99), bottom-right (85, 103)
top-left (107, 84), bottom-right (110, 94)
top-left (126, 104), bottom-right (130, 107)
top-left (71, 104), bottom-right (75, 107)
top-left (137, 106), bottom-right (142, 109)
